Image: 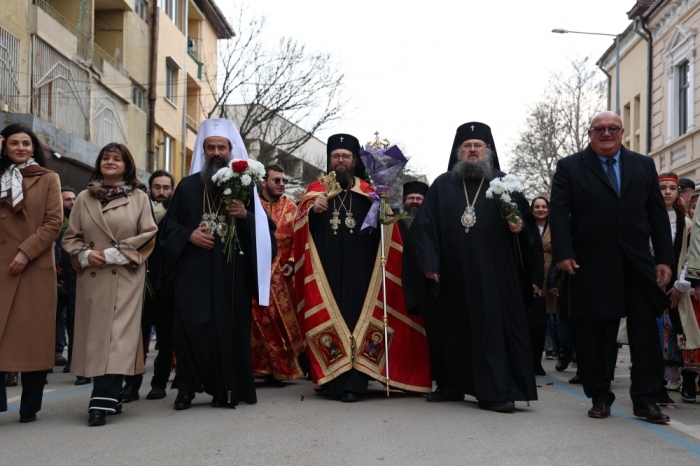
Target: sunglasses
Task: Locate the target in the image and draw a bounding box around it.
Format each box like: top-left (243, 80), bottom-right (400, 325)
top-left (590, 126), bottom-right (622, 135)
top-left (268, 177), bottom-right (288, 185)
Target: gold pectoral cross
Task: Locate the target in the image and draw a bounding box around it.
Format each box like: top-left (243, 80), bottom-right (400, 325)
top-left (330, 211), bottom-right (341, 235)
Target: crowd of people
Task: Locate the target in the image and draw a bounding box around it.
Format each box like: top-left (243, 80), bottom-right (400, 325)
top-left (2, 111), bottom-right (700, 427)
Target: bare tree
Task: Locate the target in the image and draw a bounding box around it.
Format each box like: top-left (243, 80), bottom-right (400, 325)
top-left (508, 56), bottom-right (606, 198)
top-left (202, 5), bottom-right (346, 181)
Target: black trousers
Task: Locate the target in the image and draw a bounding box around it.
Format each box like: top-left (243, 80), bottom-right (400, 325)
top-left (124, 294), bottom-right (174, 390)
top-left (89, 374), bottom-right (124, 412)
top-left (0, 371), bottom-right (47, 415)
top-left (575, 266), bottom-right (663, 407)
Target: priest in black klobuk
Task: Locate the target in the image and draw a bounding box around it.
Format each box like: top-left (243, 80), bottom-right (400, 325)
top-left (159, 118), bottom-right (275, 410)
top-left (406, 122), bottom-right (538, 413)
top-left (294, 134), bottom-right (431, 402)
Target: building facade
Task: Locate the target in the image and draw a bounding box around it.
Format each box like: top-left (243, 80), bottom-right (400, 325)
top-left (0, 0), bottom-right (232, 188)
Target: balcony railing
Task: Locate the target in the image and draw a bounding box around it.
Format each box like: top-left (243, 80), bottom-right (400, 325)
top-left (186, 114), bottom-right (198, 132)
top-left (93, 43), bottom-right (129, 79)
top-left (33, 0), bottom-right (90, 61)
top-left (671, 144), bottom-right (687, 163)
top-left (33, 0), bottom-right (88, 41)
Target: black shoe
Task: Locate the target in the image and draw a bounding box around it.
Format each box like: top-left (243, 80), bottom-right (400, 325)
top-left (478, 400), bottom-right (515, 413)
top-left (146, 386), bottom-right (167, 400)
top-left (656, 388), bottom-right (675, 407)
top-left (174, 392), bottom-right (194, 410)
top-left (75, 377), bottom-right (91, 386)
top-left (587, 402), bottom-right (611, 419)
top-left (19, 413), bottom-right (37, 423)
top-left (55, 355), bottom-right (68, 366)
top-left (633, 403), bottom-right (670, 424)
top-left (340, 391), bottom-right (359, 403)
top-left (426, 388), bottom-right (464, 402)
top-left (556, 356), bottom-right (573, 372)
top-left (62, 365), bottom-right (71, 374)
top-left (121, 385), bottom-right (140, 403)
top-left (681, 370), bottom-right (697, 403)
top-left (87, 409), bottom-right (106, 427)
top-left (569, 374), bottom-right (582, 384)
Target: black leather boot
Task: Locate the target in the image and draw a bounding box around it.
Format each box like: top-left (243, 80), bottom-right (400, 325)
top-left (681, 370), bottom-right (697, 403)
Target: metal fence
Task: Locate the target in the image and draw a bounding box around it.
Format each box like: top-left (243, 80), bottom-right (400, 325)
top-left (0, 27), bottom-right (21, 112)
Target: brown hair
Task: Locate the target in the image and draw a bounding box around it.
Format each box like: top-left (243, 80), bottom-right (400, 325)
top-left (90, 143), bottom-right (142, 188)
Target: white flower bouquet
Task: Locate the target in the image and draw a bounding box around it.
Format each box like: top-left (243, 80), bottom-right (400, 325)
top-left (212, 158), bottom-right (266, 262)
top-left (485, 174), bottom-right (524, 228)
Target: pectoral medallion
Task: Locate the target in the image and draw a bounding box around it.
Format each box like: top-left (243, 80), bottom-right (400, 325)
top-left (461, 206), bottom-right (476, 233)
top-left (345, 212), bottom-right (356, 233)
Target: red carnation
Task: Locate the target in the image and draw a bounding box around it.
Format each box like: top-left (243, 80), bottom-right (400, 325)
top-left (231, 160), bottom-right (248, 173)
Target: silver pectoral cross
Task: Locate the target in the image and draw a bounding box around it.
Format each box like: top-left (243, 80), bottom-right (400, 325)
top-left (330, 211), bottom-right (341, 235)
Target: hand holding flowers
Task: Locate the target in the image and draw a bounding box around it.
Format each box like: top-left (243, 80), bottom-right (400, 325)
top-left (212, 158), bottom-right (266, 261)
top-left (486, 174), bottom-right (524, 233)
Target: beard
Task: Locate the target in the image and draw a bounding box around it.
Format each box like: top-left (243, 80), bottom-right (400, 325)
top-left (200, 155), bottom-right (230, 193)
top-left (334, 167), bottom-right (356, 190)
top-left (402, 208), bottom-right (417, 228)
top-left (150, 192), bottom-right (173, 208)
top-left (452, 149), bottom-right (494, 181)
top-left (63, 206), bottom-right (72, 219)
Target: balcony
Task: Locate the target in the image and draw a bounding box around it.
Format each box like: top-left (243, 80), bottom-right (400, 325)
top-left (93, 43), bottom-right (129, 79)
top-left (32, 0), bottom-right (88, 61)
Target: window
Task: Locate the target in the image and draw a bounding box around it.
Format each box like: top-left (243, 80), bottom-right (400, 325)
top-left (163, 134), bottom-right (174, 172)
top-left (135, 0), bottom-right (148, 22)
top-left (131, 84), bottom-right (146, 111)
top-left (678, 61), bottom-right (689, 136)
top-left (159, 0), bottom-right (178, 27)
top-left (664, 26), bottom-right (695, 141)
top-left (165, 57), bottom-right (180, 104)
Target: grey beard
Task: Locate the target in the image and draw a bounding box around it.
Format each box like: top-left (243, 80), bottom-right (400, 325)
top-left (200, 157), bottom-right (230, 193)
top-left (452, 150), bottom-right (494, 181)
top-left (334, 168), bottom-right (355, 189)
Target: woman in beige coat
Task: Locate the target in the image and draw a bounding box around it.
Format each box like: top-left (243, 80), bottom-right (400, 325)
top-left (62, 143), bottom-right (157, 426)
top-left (0, 123), bottom-right (63, 423)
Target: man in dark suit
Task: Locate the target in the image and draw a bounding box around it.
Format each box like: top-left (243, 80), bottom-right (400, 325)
top-left (550, 111), bottom-right (673, 424)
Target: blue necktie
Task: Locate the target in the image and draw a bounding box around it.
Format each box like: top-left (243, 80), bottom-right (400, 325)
top-left (606, 158), bottom-right (619, 196)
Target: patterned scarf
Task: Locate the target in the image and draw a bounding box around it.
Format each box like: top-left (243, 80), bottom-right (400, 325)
top-left (87, 179), bottom-right (132, 205)
top-left (0, 158), bottom-right (39, 213)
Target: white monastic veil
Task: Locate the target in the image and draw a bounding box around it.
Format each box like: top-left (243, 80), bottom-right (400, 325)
top-left (189, 118), bottom-right (272, 306)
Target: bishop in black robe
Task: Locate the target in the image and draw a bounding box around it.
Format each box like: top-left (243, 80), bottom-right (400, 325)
top-left (308, 184), bottom-right (379, 398)
top-left (407, 122), bottom-right (537, 411)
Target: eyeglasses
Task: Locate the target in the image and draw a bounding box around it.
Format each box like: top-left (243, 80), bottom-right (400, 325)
top-left (269, 177), bottom-right (288, 185)
top-left (590, 126), bottom-right (622, 135)
top-left (330, 153), bottom-right (353, 161)
top-left (461, 143), bottom-right (486, 150)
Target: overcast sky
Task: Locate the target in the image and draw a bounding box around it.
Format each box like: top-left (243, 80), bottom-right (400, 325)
top-left (220, 1), bottom-right (637, 182)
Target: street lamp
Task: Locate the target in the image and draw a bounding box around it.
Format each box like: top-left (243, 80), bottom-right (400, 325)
top-left (552, 28), bottom-right (621, 116)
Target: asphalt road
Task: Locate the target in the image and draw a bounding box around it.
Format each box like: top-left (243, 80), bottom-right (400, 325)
top-left (2, 345), bottom-right (700, 465)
